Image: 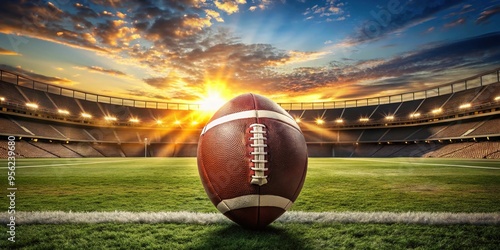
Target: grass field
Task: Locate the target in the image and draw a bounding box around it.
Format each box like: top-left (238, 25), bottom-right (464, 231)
top-left (1, 157), bottom-right (500, 249)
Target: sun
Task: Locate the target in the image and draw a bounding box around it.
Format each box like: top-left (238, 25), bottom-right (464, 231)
top-left (199, 91), bottom-right (228, 112)
top-left (197, 77), bottom-right (233, 114)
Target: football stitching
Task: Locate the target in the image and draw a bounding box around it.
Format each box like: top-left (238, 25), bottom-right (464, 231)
top-left (249, 123), bottom-right (268, 186)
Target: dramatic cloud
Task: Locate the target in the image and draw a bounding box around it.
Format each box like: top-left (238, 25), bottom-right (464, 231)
top-left (0, 0), bottom-right (498, 103)
top-left (251, 32), bottom-right (500, 100)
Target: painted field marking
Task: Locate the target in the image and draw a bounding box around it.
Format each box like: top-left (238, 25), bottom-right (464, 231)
top-left (0, 211), bottom-right (498, 225)
top-left (0, 159), bottom-right (133, 169)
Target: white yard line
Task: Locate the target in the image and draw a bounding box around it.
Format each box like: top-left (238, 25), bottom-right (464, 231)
top-left (0, 211), bottom-right (498, 225)
top-left (342, 158), bottom-right (500, 170)
top-left (1, 159), bottom-right (133, 169)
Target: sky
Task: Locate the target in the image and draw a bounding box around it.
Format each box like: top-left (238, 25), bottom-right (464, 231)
top-left (0, 0), bottom-right (499, 105)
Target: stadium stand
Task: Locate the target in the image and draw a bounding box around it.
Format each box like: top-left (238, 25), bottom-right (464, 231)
top-left (1, 67), bottom-right (499, 158)
top-left (64, 142), bottom-right (104, 157)
top-left (14, 140), bottom-right (57, 158)
top-left (30, 141), bottom-right (82, 158)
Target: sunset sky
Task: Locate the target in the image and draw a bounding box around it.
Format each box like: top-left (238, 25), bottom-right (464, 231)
top-left (0, 0), bottom-right (499, 104)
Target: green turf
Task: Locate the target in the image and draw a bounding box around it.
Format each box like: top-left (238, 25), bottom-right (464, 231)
top-left (1, 157), bottom-right (499, 213)
top-left (1, 157), bottom-right (499, 249)
top-left (3, 223), bottom-right (499, 250)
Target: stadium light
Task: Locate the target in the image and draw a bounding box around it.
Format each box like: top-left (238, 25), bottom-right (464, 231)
top-left (58, 109), bottom-right (70, 115)
top-left (459, 103), bottom-right (471, 109)
top-left (410, 113), bottom-right (420, 118)
top-left (0, 97), bottom-right (5, 101)
top-left (81, 113), bottom-right (92, 118)
top-left (26, 103), bottom-right (39, 109)
top-left (315, 118), bottom-right (325, 125)
top-left (156, 120), bottom-right (163, 125)
top-left (335, 118), bottom-right (344, 123)
top-left (105, 116), bottom-right (117, 121)
top-left (295, 118), bottom-right (302, 123)
top-left (191, 120), bottom-right (199, 126)
top-left (129, 118), bottom-right (140, 123)
top-left (495, 96), bottom-right (500, 101)
top-left (359, 118), bottom-right (369, 122)
top-left (431, 108), bottom-right (442, 114)
top-left (174, 120), bottom-right (182, 126)
top-left (385, 115), bottom-right (394, 120)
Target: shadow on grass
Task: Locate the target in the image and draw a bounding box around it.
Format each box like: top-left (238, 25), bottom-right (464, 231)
top-left (191, 224), bottom-right (313, 250)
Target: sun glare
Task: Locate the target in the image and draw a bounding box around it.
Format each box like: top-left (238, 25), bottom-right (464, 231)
top-left (199, 91), bottom-right (228, 112)
top-left (200, 83), bottom-right (229, 112)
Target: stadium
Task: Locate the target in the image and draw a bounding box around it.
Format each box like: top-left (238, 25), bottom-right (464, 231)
top-left (1, 68), bottom-right (499, 159)
top-left (1, 67), bottom-right (500, 249)
top-left (1, 0), bottom-right (500, 249)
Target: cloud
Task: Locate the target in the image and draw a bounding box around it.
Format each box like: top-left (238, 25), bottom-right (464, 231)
top-left (249, 0), bottom-right (273, 11)
top-left (87, 66), bottom-right (127, 76)
top-left (141, 74), bottom-right (203, 101)
top-left (0, 47), bottom-right (21, 56)
top-left (249, 32), bottom-right (500, 101)
top-left (74, 65), bottom-right (127, 77)
top-left (143, 77), bottom-right (176, 89)
top-left (0, 0), bottom-right (496, 103)
top-left (0, 0), bottom-right (107, 52)
top-left (214, 0), bottom-right (247, 14)
top-left (205, 9), bottom-right (224, 22)
top-left (94, 19), bottom-right (141, 47)
top-left (476, 5), bottom-right (500, 24)
top-left (303, 1), bottom-right (348, 22)
top-left (73, 2), bottom-right (99, 18)
top-left (0, 64), bottom-right (75, 86)
top-left (346, 0), bottom-right (462, 45)
top-left (425, 26), bottom-right (435, 33)
top-left (285, 50), bottom-right (331, 65)
top-left (444, 17), bottom-right (467, 28)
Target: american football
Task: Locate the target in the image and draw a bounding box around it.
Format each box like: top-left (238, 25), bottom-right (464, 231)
top-left (197, 93), bottom-right (308, 229)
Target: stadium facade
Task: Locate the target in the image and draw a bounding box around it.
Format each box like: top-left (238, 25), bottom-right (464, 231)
top-left (1, 68), bottom-right (499, 159)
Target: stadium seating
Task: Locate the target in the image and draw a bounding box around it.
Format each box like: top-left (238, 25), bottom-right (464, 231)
top-left (1, 68), bottom-right (499, 159)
